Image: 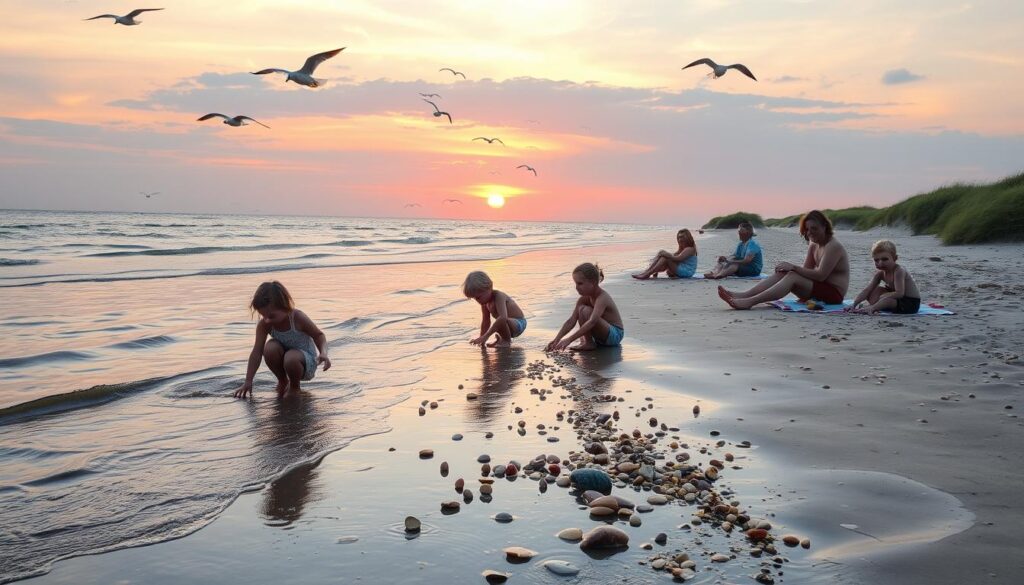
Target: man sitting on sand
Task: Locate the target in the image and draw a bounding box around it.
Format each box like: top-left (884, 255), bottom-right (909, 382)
top-left (704, 221), bottom-right (763, 279)
top-left (719, 210), bottom-right (849, 310)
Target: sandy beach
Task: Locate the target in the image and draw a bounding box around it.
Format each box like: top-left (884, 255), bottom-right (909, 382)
top-left (6, 221), bottom-right (1021, 585)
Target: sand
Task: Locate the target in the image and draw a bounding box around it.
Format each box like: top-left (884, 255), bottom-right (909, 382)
top-left (18, 227), bottom-right (1024, 585)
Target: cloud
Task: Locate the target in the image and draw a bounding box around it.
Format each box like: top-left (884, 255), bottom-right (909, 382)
top-left (881, 68), bottom-right (926, 85)
top-left (770, 76), bottom-right (806, 84)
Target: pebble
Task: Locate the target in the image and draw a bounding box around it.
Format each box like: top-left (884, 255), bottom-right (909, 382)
top-left (711, 553), bottom-right (730, 563)
top-left (441, 501), bottom-right (460, 512)
top-left (494, 512), bottom-right (514, 523)
top-left (485, 432), bottom-right (494, 439)
top-left (418, 406), bottom-right (426, 416)
top-left (404, 516), bottom-right (421, 533)
top-left (480, 484), bottom-right (493, 495)
top-left (455, 478), bottom-right (465, 492)
top-left (504, 546), bottom-right (538, 561)
top-left (636, 504), bottom-right (654, 513)
top-left (652, 559), bottom-right (667, 570)
top-left (570, 468), bottom-right (612, 494)
top-left (482, 570), bottom-right (510, 584)
top-left (547, 437), bottom-right (559, 442)
top-left (478, 454), bottom-right (491, 463)
top-left (465, 392), bottom-right (478, 400)
top-left (542, 560), bottom-right (580, 576)
top-left (556, 475), bottom-right (571, 487)
top-left (580, 526), bottom-right (629, 550)
top-left (654, 532), bottom-right (667, 545)
top-left (629, 514), bottom-right (642, 527)
top-left (801, 538), bottom-right (811, 549)
top-left (589, 506), bottom-right (615, 516)
top-left (440, 461), bottom-right (449, 476)
top-left (452, 433), bottom-right (463, 441)
top-left (557, 527), bottom-right (584, 541)
top-left (782, 535), bottom-right (800, 547)
top-left (647, 494), bottom-right (668, 505)
top-left (463, 489), bottom-right (474, 503)
top-left (419, 449), bottom-right (433, 459)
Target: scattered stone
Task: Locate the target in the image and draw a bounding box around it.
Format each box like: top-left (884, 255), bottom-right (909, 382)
top-left (711, 553), bottom-right (730, 563)
top-left (801, 538), bottom-right (811, 549)
top-left (557, 527), bottom-right (584, 541)
top-left (404, 516), bottom-right (421, 533)
top-left (654, 532), bottom-right (667, 545)
top-left (441, 501), bottom-right (460, 512)
top-left (580, 526), bottom-right (629, 550)
top-left (440, 461), bottom-right (449, 476)
top-left (647, 494), bottom-right (668, 505)
top-left (466, 392), bottom-right (478, 400)
top-left (478, 454), bottom-right (491, 463)
top-left (541, 560), bottom-right (580, 576)
top-left (480, 484), bottom-right (493, 495)
top-left (629, 515), bottom-right (642, 527)
top-left (570, 468), bottom-right (612, 494)
top-left (419, 449), bottom-right (433, 459)
top-left (782, 535), bottom-right (800, 547)
top-left (455, 478), bottom-right (465, 492)
top-left (504, 546), bottom-right (538, 561)
top-left (452, 433), bottom-right (463, 441)
top-left (482, 570), bottom-right (510, 584)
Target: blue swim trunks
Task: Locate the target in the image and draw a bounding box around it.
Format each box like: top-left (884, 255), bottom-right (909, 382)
top-left (596, 324), bottom-right (625, 347)
top-left (511, 318), bottom-right (527, 338)
top-left (675, 255), bottom-right (698, 278)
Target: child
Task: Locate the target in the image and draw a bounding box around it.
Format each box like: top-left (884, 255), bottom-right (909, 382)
top-left (547, 262), bottom-right (625, 351)
top-left (704, 221), bottom-right (763, 279)
top-left (847, 240), bottom-right (921, 315)
top-left (632, 228), bottom-right (698, 279)
top-left (234, 281), bottom-right (331, 399)
top-left (463, 271), bottom-right (527, 347)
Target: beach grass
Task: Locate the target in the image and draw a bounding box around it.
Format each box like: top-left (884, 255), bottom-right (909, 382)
top-left (754, 172), bottom-right (1024, 244)
top-left (701, 212), bottom-right (765, 229)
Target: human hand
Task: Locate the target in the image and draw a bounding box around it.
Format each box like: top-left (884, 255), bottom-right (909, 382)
top-left (233, 382), bottom-right (252, 399)
top-left (318, 355), bottom-right (332, 371)
top-left (553, 339), bottom-right (573, 351)
top-left (471, 336), bottom-right (486, 346)
top-left (717, 255), bottom-right (727, 263)
top-left (545, 339), bottom-right (560, 352)
top-left (776, 262), bottom-right (795, 272)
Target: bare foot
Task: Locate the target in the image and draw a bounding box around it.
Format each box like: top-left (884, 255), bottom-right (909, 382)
top-left (570, 341), bottom-right (598, 351)
top-left (717, 286), bottom-right (733, 302)
top-left (726, 296), bottom-right (753, 310)
top-left (281, 383), bottom-right (301, 400)
top-left (703, 272), bottom-right (716, 279)
top-left (274, 381), bottom-right (287, 398)
top-left (487, 339), bottom-right (511, 347)
top-left (631, 273), bottom-right (648, 280)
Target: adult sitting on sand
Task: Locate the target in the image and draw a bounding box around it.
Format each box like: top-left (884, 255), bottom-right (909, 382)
top-left (719, 210), bottom-right (849, 310)
top-left (631, 228), bottom-right (698, 280)
top-left (704, 221), bottom-right (763, 279)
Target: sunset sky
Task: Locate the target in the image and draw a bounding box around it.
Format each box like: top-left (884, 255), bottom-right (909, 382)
top-left (1, 0), bottom-right (1022, 224)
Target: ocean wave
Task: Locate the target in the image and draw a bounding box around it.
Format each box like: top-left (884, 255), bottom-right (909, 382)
top-left (108, 335), bottom-right (177, 350)
top-left (84, 239), bottom-right (371, 258)
top-left (0, 350), bottom-right (96, 369)
top-left (0, 258), bottom-right (40, 266)
top-left (451, 232), bottom-right (517, 240)
top-left (380, 237), bottom-right (432, 244)
top-left (392, 288), bottom-right (430, 295)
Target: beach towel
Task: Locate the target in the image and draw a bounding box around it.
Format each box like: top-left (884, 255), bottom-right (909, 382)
top-left (769, 298), bottom-right (954, 316)
top-left (690, 273), bottom-right (768, 281)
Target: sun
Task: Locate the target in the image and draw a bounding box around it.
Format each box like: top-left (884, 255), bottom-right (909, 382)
top-left (487, 194), bottom-right (506, 208)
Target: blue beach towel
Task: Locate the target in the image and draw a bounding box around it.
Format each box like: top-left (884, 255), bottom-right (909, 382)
top-left (691, 273), bottom-right (768, 281)
top-left (770, 298), bottom-right (954, 316)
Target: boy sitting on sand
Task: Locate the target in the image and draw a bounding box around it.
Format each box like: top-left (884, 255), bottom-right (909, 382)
top-left (463, 271), bottom-right (527, 347)
top-left (704, 221), bottom-right (763, 279)
top-left (847, 240), bottom-right (921, 314)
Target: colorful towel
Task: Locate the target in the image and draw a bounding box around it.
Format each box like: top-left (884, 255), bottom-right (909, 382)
top-left (690, 273), bottom-right (768, 281)
top-left (769, 298), bottom-right (954, 316)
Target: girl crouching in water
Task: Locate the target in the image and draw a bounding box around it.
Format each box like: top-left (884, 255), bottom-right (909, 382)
top-left (546, 263), bottom-right (625, 351)
top-left (234, 281), bottom-right (331, 400)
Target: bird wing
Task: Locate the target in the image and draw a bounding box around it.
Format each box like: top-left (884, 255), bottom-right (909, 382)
top-left (84, 14), bottom-right (117, 20)
top-left (455, 71), bottom-right (466, 78)
top-left (300, 48), bottom-right (344, 75)
top-left (729, 64), bottom-right (757, 81)
top-left (197, 113), bottom-right (229, 121)
top-left (529, 167), bottom-right (537, 175)
top-left (251, 68), bottom-right (289, 76)
top-left (422, 99), bottom-right (440, 113)
top-left (126, 8), bottom-right (164, 18)
top-left (682, 58), bottom-right (716, 70)
top-left (442, 112), bottom-right (452, 124)
top-left (472, 137), bottom-right (486, 141)
top-left (517, 165), bottom-right (528, 169)
top-left (493, 138), bottom-right (504, 145)
top-left (439, 68), bottom-right (456, 74)
top-left (237, 116), bottom-right (271, 128)
top-left (444, 199), bottom-right (462, 204)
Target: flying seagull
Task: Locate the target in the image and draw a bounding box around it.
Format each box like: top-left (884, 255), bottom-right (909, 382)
top-left (423, 99), bottom-right (452, 124)
top-left (681, 58), bottom-right (757, 81)
top-left (517, 164), bottom-right (537, 176)
top-left (439, 67), bottom-right (466, 79)
top-left (251, 48), bottom-right (345, 88)
top-left (197, 113), bottom-right (270, 128)
top-left (404, 203), bottom-right (421, 208)
top-left (85, 8), bottom-right (163, 26)
top-left (473, 137), bottom-right (504, 145)
top-left (140, 191), bottom-right (159, 198)
top-left (443, 198), bottom-right (463, 204)
top-left (419, 92), bottom-right (442, 99)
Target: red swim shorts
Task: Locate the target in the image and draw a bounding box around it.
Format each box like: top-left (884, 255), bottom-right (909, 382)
top-left (807, 280), bottom-right (844, 304)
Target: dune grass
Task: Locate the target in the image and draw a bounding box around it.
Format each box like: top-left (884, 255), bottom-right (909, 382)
top-left (701, 212), bottom-right (765, 230)
top-left (755, 172), bottom-right (1024, 245)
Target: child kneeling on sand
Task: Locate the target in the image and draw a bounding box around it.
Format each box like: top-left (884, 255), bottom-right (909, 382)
top-left (847, 240), bottom-right (921, 315)
top-left (234, 281), bottom-right (331, 399)
top-left (546, 262), bottom-right (625, 351)
top-left (463, 271), bottom-right (528, 347)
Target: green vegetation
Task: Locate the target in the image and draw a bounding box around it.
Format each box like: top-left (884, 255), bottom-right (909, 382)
top-left (748, 172), bottom-right (1024, 245)
top-left (701, 212), bottom-right (764, 230)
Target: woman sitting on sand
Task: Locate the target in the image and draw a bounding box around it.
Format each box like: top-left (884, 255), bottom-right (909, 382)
top-left (719, 210), bottom-right (849, 310)
top-left (632, 228), bottom-right (698, 280)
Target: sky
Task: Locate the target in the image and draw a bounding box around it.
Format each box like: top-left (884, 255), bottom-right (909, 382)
top-left (1, 0), bottom-right (1023, 224)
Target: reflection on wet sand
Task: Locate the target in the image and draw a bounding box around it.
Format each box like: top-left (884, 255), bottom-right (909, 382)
top-left (466, 347), bottom-right (527, 423)
top-left (253, 396), bottom-right (330, 526)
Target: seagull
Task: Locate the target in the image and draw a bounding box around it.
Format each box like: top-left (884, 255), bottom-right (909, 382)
top-left (419, 92), bottom-right (442, 99)
top-left (140, 191), bottom-right (159, 198)
top-left (443, 199), bottom-right (463, 204)
top-left (681, 58), bottom-right (757, 81)
top-left (517, 164), bottom-right (537, 176)
top-left (439, 67), bottom-right (466, 79)
top-left (84, 8), bottom-right (163, 26)
top-left (251, 48), bottom-right (345, 88)
top-left (197, 113), bottom-right (270, 128)
top-left (423, 99), bottom-right (452, 124)
top-left (473, 137), bottom-right (504, 145)
top-left (404, 203), bottom-right (421, 208)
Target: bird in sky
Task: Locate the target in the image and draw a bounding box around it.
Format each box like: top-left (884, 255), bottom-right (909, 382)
top-left (197, 113), bottom-right (270, 128)
top-left (423, 99), bottom-right (452, 124)
top-left (517, 164), bottom-right (537, 176)
top-left (488, 171), bottom-right (502, 176)
top-left (140, 191), bottom-right (159, 198)
top-left (251, 48), bottom-right (345, 88)
top-left (439, 67), bottom-right (466, 79)
top-left (84, 8), bottom-right (163, 26)
top-left (473, 137), bottom-right (504, 145)
top-left (443, 199), bottom-right (463, 204)
top-left (419, 92), bottom-right (442, 99)
top-left (681, 58), bottom-right (757, 81)
top-left (404, 203), bottom-right (421, 208)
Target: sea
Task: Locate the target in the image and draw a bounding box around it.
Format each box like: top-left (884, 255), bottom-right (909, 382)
top-left (0, 209), bottom-right (663, 582)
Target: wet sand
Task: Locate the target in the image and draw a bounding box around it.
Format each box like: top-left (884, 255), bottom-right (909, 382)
top-left (18, 228), bottom-right (1024, 585)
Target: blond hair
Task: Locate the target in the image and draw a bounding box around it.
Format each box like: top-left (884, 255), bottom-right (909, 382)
top-left (871, 240), bottom-right (897, 257)
top-left (250, 281), bottom-right (295, 314)
top-left (462, 271), bottom-right (493, 297)
top-left (573, 262), bottom-right (604, 283)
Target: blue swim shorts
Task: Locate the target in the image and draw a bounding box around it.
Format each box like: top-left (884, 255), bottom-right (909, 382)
top-left (596, 324), bottom-right (625, 347)
top-left (511, 318), bottom-right (527, 337)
